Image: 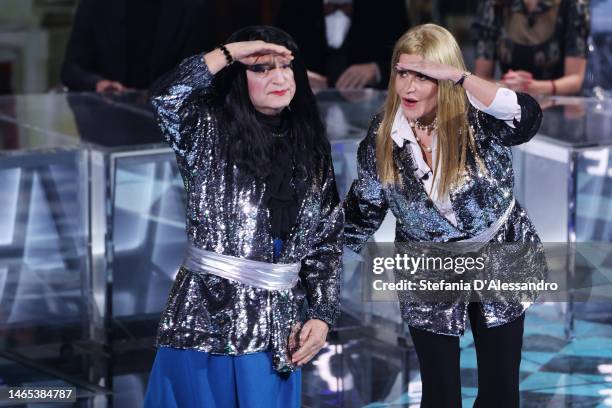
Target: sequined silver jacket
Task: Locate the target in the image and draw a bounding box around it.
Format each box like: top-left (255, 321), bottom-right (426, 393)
top-left (344, 93), bottom-right (545, 335)
top-left (150, 54), bottom-right (343, 372)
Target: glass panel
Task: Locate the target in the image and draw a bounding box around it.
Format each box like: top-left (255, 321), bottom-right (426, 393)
top-left (110, 152), bottom-right (185, 340)
top-left (0, 145), bottom-right (94, 385)
top-left (0, 93), bottom-right (162, 150)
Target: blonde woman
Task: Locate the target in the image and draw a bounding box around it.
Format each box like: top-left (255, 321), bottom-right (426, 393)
top-left (344, 24), bottom-right (543, 407)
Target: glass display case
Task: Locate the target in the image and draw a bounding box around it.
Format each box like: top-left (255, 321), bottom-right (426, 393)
top-left (0, 118), bottom-right (96, 398)
top-left (512, 96), bottom-right (612, 337)
top-left (0, 92), bottom-right (175, 400)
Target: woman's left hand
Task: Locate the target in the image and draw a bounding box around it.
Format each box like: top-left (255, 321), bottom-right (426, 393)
top-left (396, 60), bottom-right (463, 83)
top-left (291, 319), bottom-right (329, 366)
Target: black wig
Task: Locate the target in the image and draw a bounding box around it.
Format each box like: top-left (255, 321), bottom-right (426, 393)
top-left (211, 25), bottom-right (329, 181)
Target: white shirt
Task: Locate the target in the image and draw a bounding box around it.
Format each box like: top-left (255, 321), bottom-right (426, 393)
top-left (390, 88), bottom-right (522, 226)
top-left (324, 0), bottom-right (352, 49)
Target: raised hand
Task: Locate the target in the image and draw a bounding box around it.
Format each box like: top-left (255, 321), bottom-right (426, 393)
top-left (205, 41), bottom-right (293, 75)
top-left (396, 54), bottom-right (502, 108)
top-left (225, 41), bottom-right (293, 65)
top-left (395, 60), bottom-right (463, 83)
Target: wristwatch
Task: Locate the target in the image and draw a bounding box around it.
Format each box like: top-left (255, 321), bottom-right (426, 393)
top-left (455, 71), bottom-right (472, 87)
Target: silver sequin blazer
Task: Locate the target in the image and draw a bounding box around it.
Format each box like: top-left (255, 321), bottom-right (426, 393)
top-left (344, 92), bottom-right (545, 335)
top-left (150, 54), bottom-right (343, 372)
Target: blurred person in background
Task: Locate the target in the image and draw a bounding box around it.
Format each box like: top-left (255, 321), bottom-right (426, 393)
top-left (61, 0), bottom-right (213, 93)
top-left (472, 0), bottom-right (590, 96)
top-left (276, 0), bottom-right (409, 90)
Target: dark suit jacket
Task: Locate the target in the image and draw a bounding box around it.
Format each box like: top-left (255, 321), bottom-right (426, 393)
top-left (61, 0), bottom-right (213, 91)
top-left (276, 0), bottom-right (409, 88)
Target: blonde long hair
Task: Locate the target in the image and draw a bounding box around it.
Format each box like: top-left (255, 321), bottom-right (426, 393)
top-left (377, 24), bottom-right (480, 198)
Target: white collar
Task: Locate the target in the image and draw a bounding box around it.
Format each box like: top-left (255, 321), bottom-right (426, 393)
top-left (390, 107), bottom-right (438, 179)
top-left (390, 108), bottom-right (417, 148)
top-left (389, 108), bottom-right (437, 150)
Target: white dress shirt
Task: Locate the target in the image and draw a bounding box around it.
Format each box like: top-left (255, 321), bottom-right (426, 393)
top-left (390, 88), bottom-right (522, 226)
top-left (324, 0), bottom-right (352, 49)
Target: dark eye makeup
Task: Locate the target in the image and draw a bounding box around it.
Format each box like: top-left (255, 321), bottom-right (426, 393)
top-left (245, 62), bottom-right (292, 73)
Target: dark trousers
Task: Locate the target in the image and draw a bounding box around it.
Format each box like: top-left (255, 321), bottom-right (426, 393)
top-left (409, 303), bottom-right (525, 408)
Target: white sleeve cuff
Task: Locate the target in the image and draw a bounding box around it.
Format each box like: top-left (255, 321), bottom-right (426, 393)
top-left (467, 87), bottom-right (521, 128)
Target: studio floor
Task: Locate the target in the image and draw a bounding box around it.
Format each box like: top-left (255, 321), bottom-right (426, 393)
top-left (2, 303), bottom-right (612, 407)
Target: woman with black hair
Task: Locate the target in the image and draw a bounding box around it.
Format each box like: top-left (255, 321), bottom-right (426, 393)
top-left (143, 26), bottom-right (343, 408)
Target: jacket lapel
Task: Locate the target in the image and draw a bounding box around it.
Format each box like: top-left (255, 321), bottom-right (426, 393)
top-left (392, 142), bottom-right (466, 237)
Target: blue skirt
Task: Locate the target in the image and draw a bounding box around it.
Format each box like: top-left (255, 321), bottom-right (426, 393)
top-left (144, 347), bottom-right (301, 408)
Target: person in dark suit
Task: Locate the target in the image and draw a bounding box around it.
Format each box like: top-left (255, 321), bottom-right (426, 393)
top-left (276, 0), bottom-right (409, 90)
top-left (61, 0), bottom-right (213, 92)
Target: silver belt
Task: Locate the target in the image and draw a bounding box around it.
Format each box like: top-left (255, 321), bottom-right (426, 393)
top-left (464, 198), bottom-right (515, 242)
top-left (457, 198), bottom-right (516, 251)
top-left (182, 245), bottom-right (301, 291)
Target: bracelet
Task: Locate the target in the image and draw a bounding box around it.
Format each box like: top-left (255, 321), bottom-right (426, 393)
top-left (217, 44), bottom-right (234, 65)
top-left (455, 71), bottom-right (472, 87)
top-left (550, 80), bottom-right (556, 95)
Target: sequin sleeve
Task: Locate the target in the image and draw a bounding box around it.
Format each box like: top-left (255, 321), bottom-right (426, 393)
top-left (470, 92), bottom-right (542, 147)
top-left (343, 116), bottom-right (389, 254)
top-left (300, 156), bottom-right (344, 328)
top-left (149, 53), bottom-right (214, 165)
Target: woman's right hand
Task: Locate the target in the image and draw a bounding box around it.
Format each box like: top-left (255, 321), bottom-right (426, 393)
top-left (204, 41), bottom-right (293, 74)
